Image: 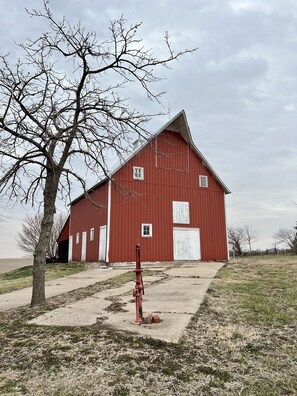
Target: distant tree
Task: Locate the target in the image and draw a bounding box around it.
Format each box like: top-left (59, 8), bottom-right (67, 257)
top-left (0, 2), bottom-right (196, 306)
top-left (16, 213), bottom-right (66, 259)
top-left (273, 226), bottom-right (297, 254)
top-left (244, 224), bottom-right (258, 253)
top-left (228, 226), bottom-right (246, 256)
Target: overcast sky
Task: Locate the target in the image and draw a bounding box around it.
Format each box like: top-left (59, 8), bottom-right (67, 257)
top-left (0, 0), bottom-right (296, 257)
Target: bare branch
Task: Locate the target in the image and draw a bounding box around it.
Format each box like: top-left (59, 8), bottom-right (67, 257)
top-left (0, 0), bottom-right (197, 306)
top-left (228, 226), bottom-right (246, 256)
top-left (16, 212), bottom-right (67, 258)
top-left (273, 226), bottom-right (297, 254)
top-left (244, 225), bottom-right (258, 253)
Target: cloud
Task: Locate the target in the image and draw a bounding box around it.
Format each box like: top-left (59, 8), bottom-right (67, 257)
top-left (0, 0), bottom-right (296, 256)
top-left (229, 0), bottom-right (297, 16)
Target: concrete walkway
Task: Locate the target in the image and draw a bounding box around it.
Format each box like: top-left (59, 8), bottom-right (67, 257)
top-left (0, 268), bottom-right (130, 311)
top-left (28, 262), bottom-right (225, 343)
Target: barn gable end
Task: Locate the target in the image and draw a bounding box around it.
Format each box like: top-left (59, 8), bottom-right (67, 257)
top-left (60, 110), bottom-right (230, 263)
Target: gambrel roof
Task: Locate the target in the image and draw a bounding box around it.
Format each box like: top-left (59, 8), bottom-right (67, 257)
top-left (71, 110), bottom-right (230, 205)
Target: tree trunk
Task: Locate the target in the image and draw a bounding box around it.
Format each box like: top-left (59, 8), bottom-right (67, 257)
top-left (236, 243), bottom-right (242, 256)
top-left (30, 170), bottom-right (59, 307)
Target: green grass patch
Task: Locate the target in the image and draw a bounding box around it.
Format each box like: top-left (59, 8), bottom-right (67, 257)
top-left (2, 266), bottom-right (33, 280)
top-left (217, 261), bottom-right (297, 325)
top-left (0, 378), bottom-right (18, 394)
top-left (0, 262), bottom-right (86, 294)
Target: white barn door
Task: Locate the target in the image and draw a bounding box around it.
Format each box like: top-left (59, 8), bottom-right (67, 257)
top-left (68, 236), bottom-right (73, 262)
top-left (173, 228), bottom-right (201, 260)
top-left (98, 225), bottom-right (107, 261)
top-left (81, 231), bottom-right (87, 261)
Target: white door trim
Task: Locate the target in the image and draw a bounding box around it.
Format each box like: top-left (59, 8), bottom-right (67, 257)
top-left (99, 225), bottom-right (107, 261)
top-left (106, 180), bottom-right (111, 262)
top-left (68, 235), bottom-right (73, 262)
top-left (81, 231), bottom-right (87, 261)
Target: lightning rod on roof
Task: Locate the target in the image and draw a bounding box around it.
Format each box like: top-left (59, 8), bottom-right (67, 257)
top-left (168, 101), bottom-right (171, 120)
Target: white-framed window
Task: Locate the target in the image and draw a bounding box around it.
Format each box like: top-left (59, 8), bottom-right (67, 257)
top-left (76, 232), bottom-right (80, 244)
top-left (133, 166), bottom-right (144, 180)
top-left (141, 223), bottom-right (152, 237)
top-left (173, 201), bottom-right (190, 224)
top-left (199, 175), bottom-right (208, 188)
top-left (90, 228), bottom-right (94, 241)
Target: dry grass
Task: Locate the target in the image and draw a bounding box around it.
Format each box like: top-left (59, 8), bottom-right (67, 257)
top-left (0, 255), bottom-right (296, 395)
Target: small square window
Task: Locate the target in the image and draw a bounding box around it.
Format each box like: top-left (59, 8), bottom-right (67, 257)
top-left (133, 166), bottom-right (144, 180)
top-left (90, 228), bottom-right (94, 241)
top-left (76, 232), bottom-right (80, 244)
top-left (141, 223), bottom-right (152, 237)
top-left (199, 175), bottom-right (208, 188)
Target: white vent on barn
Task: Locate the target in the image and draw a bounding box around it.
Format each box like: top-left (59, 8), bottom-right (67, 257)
top-left (133, 138), bottom-right (143, 150)
top-left (172, 201), bottom-right (190, 224)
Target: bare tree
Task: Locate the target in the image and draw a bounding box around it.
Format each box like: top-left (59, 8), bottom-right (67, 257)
top-left (228, 226), bottom-right (246, 256)
top-left (16, 213), bottom-right (66, 259)
top-left (244, 224), bottom-right (257, 253)
top-left (0, 2), bottom-right (196, 306)
top-left (273, 226), bottom-right (297, 254)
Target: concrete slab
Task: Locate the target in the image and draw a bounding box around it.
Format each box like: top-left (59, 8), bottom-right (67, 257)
top-left (28, 264), bottom-right (224, 343)
top-left (0, 268), bottom-right (130, 312)
top-left (164, 261), bottom-right (225, 278)
top-left (100, 291), bottom-right (197, 343)
top-left (28, 279), bottom-right (163, 327)
top-left (104, 311), bottom-right (193, 343)
top-left (29, 301), bottom-right (104, 327)
top-left (142, 278), bottom-right (213, 314)
top-left (141, 275), bottom-right (165, 284)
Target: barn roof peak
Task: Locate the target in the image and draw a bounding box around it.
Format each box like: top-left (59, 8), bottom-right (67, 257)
top-left (71, 110), bottom-right (230, 205)
top-left (153, 110), bottom-right (230, 194)
top-left (155, 109), bottom-right (192, 143)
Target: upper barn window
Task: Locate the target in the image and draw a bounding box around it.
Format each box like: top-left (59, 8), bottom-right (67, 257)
top-left (133, 166), bottom-right (144, 180)
top-left (199, 175), bottom-right (208, 188)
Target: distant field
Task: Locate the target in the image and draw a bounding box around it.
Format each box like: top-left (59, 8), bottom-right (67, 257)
top-left (0, 262), bottom-right (86, 294)
top-left (0, 254), bottom-right (296, 395)
top-left (0, 257), bottom-right (33, 274)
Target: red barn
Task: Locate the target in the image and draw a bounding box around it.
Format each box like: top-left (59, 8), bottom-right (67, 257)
top-left (58, 110), bottom-right (231, 263)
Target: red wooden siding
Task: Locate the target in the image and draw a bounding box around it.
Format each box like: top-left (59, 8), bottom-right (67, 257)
top-left (108, 130), bottom-right (228, 262)
top-left (156, 131), bottom-right (189, 171)
top-left (58, 218), bottom-right (69, 242)
top-left (70, 181), bottom-right (108, 261)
